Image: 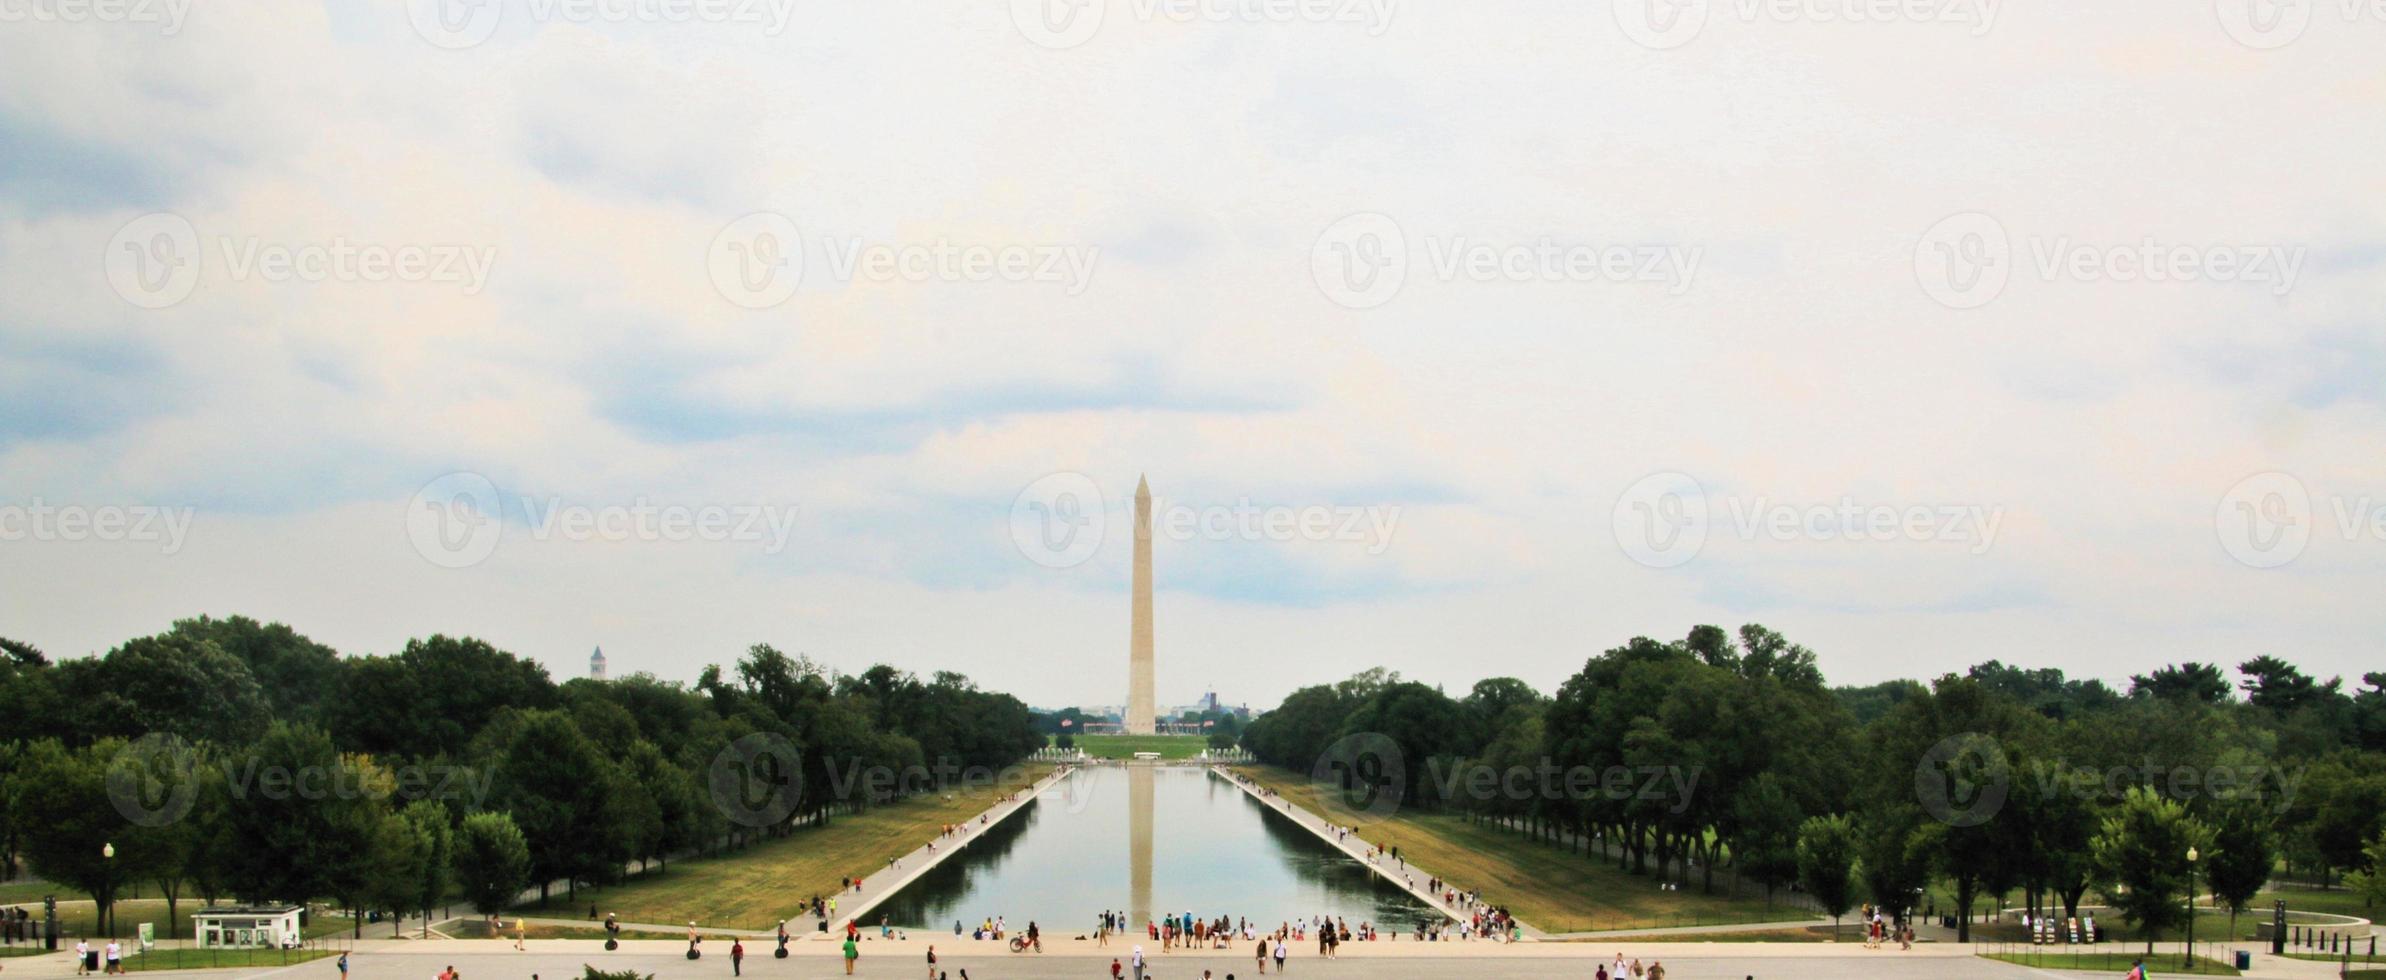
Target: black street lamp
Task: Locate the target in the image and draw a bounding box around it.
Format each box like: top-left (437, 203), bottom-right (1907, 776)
top-left (101, 843), bottom-right (115, 940)
top-left (2183, 845), bottom-right (2199, 971)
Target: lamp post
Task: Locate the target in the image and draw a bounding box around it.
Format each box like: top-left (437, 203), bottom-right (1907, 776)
top-left (101, 843), bottom-right (115, 939)
top-left (2183, 845), bottom-right (2199, 970)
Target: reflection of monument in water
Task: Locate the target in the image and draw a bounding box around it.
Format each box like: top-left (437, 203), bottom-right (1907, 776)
top-left (1128, 764), bottom-right (1153, 928)
top-left (1125, 475), bottom-right (1157, 735)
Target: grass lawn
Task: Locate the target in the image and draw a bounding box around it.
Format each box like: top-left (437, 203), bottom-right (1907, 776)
top-left (525, 764), bottom-right (1052, 930)
top-left (1982, 951), bottom-right (2239, 976)
top-left (1230, 766), bottom-right (1790, 934)
top-left (2257, 885), bottom-right (2380, 919)
top-left (124, 947), bottom-right (336, 973)
top-left (0, 879), bottom-right (60, 905)
top-left (441, 919), bottom-right (692, 942)
top-left (1055, 735), bottom-right (1210, 760)
top-left (2279, 950), bottom-right (2385, 963)
top-left (1570, 926), bottom-right (1842, 943)
top-left (0, 945), bottom-right (55, 958)
top-left (24, 900), bottom-right (356, 943)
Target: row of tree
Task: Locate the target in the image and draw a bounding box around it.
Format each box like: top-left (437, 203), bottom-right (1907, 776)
top-left (1241, 625), bottom-right (2386, 948)
top-left (0, 616), bottom-right (1045, 934)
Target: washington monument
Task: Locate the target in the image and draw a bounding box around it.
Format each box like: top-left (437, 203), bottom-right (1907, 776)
top-left (1125, 474), bottom-right (1156, 735)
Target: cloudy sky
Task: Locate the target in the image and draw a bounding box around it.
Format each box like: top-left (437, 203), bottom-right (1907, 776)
top-left (2, 0), bottom-right (2380, 710)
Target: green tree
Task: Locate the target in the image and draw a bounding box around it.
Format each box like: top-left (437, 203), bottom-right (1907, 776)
top-left (1732, 773), bottom-right (1803, 908)
top-left (2129, 663), bottom-right (2232, 705)
top-left (2205, 800), bottom-right (2278, 937)
top-left (13, 740), bottom-right (152, 936)
top-left (1795, 814), bottom-right (1857, 939)
top-left (164, 616), bottom-right (345, 724)
top-left (355, 803), bottom-right (428, 938)
top-left (61, 633), bottom-right (272, 746)
top-left (2341, 829), bottom-right (2386, 910)
top-left (482, 710), bottom-right (626, 902)
top-left (455, 811), bottom-right (533, 916)
top-left (399, 801), bottom-right (455, 933)
top-left (2091, 787), bottom-right (2214, 954)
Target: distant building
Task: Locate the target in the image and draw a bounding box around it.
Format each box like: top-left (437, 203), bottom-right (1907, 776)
top-left (590, 646), bottom-right (607, 681)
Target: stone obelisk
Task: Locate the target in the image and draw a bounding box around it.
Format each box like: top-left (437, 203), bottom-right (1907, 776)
top-left (1125, 475), bottom-right (1156, 735)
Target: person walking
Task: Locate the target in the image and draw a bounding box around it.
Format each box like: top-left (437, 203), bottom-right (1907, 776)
top-left (842, 935), bottom-right (859, 975)
top-left (336, 952), bottom-right (349, 980)
top-left (1130, 943), bottom-right (1146, 980)
top-left (731, 939), bottom-right (745, 977)
top-left (1254, 937), bottom-right (1268, 974)
top-left (514, 919), bottom-right (526, 951)
top-left (1272, 937), bottom-right (1287, 973)
top-left (925, 945), bottom-right (937, 980)
top-left (103, 940), bottom-right (120, 976)
top-left (74, 940), bottom-right (89, 977)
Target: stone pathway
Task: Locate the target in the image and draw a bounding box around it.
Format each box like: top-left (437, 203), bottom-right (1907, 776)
top-left (1208, 765), bottom-right (1538, 938)
top-left (786, 765), bottom-right (1075, 939)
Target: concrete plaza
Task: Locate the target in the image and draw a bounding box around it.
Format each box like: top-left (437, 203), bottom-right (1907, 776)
top-left (0, 938), bottom-right (2355, 980)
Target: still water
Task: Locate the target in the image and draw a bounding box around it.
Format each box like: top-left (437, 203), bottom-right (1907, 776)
top-left (875, 766), bottom-right (1436, 933)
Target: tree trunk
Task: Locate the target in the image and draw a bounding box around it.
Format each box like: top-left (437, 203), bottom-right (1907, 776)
top-left (1954, 879), bottom-right (1975, 943)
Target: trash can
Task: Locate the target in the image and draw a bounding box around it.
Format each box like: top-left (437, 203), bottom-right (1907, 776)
top-left (2235, 950), bottom-right (2250, 971)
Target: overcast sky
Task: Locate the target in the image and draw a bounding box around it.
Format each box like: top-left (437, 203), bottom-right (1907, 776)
top-left (2, 1), bottom-right (2380, 710)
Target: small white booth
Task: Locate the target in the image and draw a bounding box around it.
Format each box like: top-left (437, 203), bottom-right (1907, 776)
top-left (193, 906), bottom-right (304, 949)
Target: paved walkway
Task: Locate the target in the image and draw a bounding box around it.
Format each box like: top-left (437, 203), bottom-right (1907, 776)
top-left (787, 765), bottom-right (1075, 939)
top-left (1208, 766), bottom-right (1536, 938)
top-left (11, 938), bottom-right (2357, 980)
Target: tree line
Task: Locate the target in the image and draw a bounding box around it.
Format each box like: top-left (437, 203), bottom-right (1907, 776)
top-left (0, 616), bottom-right (1045, 936)
top-left (1241, 625), bottom-right (2386, 947)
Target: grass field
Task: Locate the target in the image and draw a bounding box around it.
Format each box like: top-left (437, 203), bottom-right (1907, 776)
top-left (1230, 766), bottom-right (1788, 934)
top-left (442, 919), bottom-right (692, 942)
top-left (1053, 735), bottom-right (1210, 759)
top-left (0, 880), bottom-right (58, 905)
top-left (1568, 926), bottom-right (1841, 943)
top-left (124, 947), bottom-right (336, 973)
top-left (0, 899), bottom-right (355, 943)
top-left (2258, 884), bottom-right (2379, 919)
top-left (524, 764), bottom-right (1051, 929)
top-left (0, 945), bottom-right (53, 958)
top-left (1982, 951), bottom-right (2239, 976)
